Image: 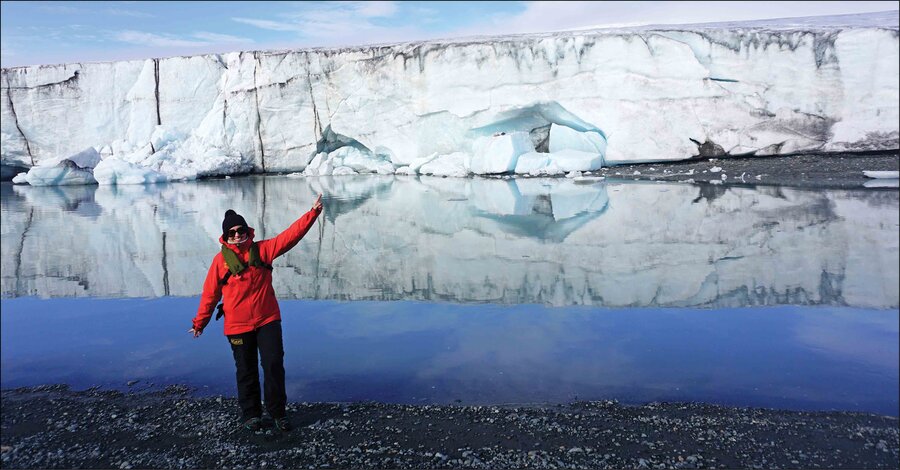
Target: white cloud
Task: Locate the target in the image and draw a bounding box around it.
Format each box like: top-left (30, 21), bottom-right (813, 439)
top-left (448, 1), bottom-right (900, 37)
top-left (114, 31), bottom-right (211, 48)
top-left (353, 1), bottom-right (399, 18)
top-left (113, 30), bottom-right (254, 48)
top-left (232, 17), bottom-right (304, 32)
top-left (192, 32), bottom-right (254, 44)
top-left (104, 8), bottom-right (156, 18)
top-left (233, 1), bottom-right (416, 47)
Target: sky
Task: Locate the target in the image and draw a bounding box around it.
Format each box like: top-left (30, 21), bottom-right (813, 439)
top-left (1, 1), bottom-right (897, 67)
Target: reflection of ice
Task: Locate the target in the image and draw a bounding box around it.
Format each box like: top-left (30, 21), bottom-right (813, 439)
top-left (13, 184), bottom-right (101, 219)
top-left (1, 176), bottom-right (897, 308)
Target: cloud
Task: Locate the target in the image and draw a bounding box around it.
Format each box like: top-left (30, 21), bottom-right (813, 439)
top-left (231, 0), bottom-right (448, 48)
top-left (104, 8), bottom-right (156, 18)
top-left (231, 17), bottom-right (304, 32)
top-left (192, 32), bottom-right (254, 44)
top-left (114, 30), bottom-right (210, 48)
top-left (113, 30), bottom-right (252, 48)
top-left (37, 4), bottom-right (84, 14)
top-left (353, 1), bottom-right (399, 18)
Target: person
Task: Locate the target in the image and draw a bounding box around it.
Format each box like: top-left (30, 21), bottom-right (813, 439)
top-left (189, 194), bottom-right (324, 433)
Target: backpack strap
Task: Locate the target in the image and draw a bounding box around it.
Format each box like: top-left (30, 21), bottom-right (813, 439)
top-left (215, 242), bottom-right (272, 321)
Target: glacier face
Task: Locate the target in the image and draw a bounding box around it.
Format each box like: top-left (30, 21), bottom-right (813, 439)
top-left (1, 12), bottom-right (898, 182)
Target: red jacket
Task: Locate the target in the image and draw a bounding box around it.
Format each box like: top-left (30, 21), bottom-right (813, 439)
top-left (193, 208), bottom-right (321, 335)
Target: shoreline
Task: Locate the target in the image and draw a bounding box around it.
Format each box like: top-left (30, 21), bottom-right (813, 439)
top-left (3, 151), bottom-right (898, 189)
top-left (2, 385), bottom-right (897, 469)
top-left (591, 151), bottom-right (899, 189)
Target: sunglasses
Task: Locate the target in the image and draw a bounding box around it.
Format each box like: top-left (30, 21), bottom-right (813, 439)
top-left (227, 227), bottom-right (248, 238)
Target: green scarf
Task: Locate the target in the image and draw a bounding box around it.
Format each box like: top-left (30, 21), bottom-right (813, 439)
top-left (221, 243), bottom-right (268, 275)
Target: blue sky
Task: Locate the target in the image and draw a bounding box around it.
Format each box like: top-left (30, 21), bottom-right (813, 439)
top-left (1, 1), bottom-right (897, 67)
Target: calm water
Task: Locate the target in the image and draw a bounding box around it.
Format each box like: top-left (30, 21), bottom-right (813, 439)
top-left (1, 176), bottom-right (898, 414)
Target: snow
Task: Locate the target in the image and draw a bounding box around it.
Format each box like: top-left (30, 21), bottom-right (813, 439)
top-left (863, 170), bottom-right (900, 179)
top-left (1, 11), bottom-right (897, 185)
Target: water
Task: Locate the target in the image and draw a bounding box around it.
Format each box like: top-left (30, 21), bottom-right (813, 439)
top-left (1, 176), bottom-right (898, 414)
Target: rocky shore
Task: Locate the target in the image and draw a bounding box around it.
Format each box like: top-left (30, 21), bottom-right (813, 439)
top-left (1, 385), bottom-right (897, 469)
top-left (594, 151), bottom-right (899, 189)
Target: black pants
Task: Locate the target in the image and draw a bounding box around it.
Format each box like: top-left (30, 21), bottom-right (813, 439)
top-left (227, 320), bottom-right (286, 420)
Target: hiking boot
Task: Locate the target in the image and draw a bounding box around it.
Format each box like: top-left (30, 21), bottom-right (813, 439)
top-left (274, 417), bottom-right (292, 432)
top-left (242, 417), bottom-right (263, 432)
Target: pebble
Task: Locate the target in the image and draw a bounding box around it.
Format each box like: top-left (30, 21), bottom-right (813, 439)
top-left (1, 385), bottom-right (897, 469)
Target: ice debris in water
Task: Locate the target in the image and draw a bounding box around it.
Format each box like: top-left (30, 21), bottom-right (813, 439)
top-left (709, 166), bottom-right (723, 173)
top-left (863, 170), bottom-right (899, 179)
top-left (20, 147), bottom-right (102, 186)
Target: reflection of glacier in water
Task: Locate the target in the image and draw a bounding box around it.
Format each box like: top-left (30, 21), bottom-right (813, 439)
top-left (1, 176), bottom-right (898, 308)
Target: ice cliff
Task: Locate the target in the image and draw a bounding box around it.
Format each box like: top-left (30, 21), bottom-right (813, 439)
top-left (1, 11), bottom-right (898, 184)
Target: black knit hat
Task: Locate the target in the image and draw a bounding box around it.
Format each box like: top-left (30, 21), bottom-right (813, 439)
top-left (222, 209), bottom-right (248, 237)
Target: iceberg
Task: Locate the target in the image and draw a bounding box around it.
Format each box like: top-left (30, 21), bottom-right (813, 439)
top-left (19, 147), bottom-right (102, 186)
top-left (23, 163), bottom-right (97, 186)
top-left (1, 11), bottom-right (897, 184)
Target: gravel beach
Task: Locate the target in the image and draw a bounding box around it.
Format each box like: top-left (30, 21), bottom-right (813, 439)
top-left (591, 151), bottom-right (899, 189)
top-left (2, 385), bottom-right (897, 469)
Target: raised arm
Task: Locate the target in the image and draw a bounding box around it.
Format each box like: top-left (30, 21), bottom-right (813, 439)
top-left (191, 255), bottom-right (224, 336)
top-left (259, 195), bottom-right (323, 263)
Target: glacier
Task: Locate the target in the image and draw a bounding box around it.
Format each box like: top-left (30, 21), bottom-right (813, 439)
top-left (1, 11), bottom-right (898, 184)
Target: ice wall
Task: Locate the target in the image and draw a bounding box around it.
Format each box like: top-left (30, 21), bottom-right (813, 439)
top-left (1, 12), bottom-right (898, 181)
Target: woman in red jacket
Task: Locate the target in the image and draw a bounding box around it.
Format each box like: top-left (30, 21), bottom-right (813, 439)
top-left (189, 194), bottom-right (323, 433)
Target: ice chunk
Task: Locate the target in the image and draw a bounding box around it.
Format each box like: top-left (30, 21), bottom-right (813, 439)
top-left (93, 158), bottom-right (167, 185)
top-left (303, 152), bottom-right (333, 177)
top-left (149, 126), bottom-right (184, 152)
top-left (515, 152), bottom-right (551, 174)
top-left (332, 166), bottom-right (358, 176)
top-left (60, 147), bottom-right (102, 169)
top-left (863, 170), bottom-right (900, 179)
top-left (548, 149), bottom-right (604, 173)
top-left (304, 147), bottom-right (393, 176)
top-left (548, 124), bottom-right (607, 156)
top-left (36, 147), bottom-right (102, 171)
top-left (24, 163), bottom-right (97, 186)
top-left (469, 132), bottom-right (534, 174)
top-left (709, 166), bottom-right (722, 173)
top-left (420, 152), bottom-right (469, 177)
top-left (331, 146), bottom-right (394, 175)
top-left (12, 172), bottom-right (28, 184)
